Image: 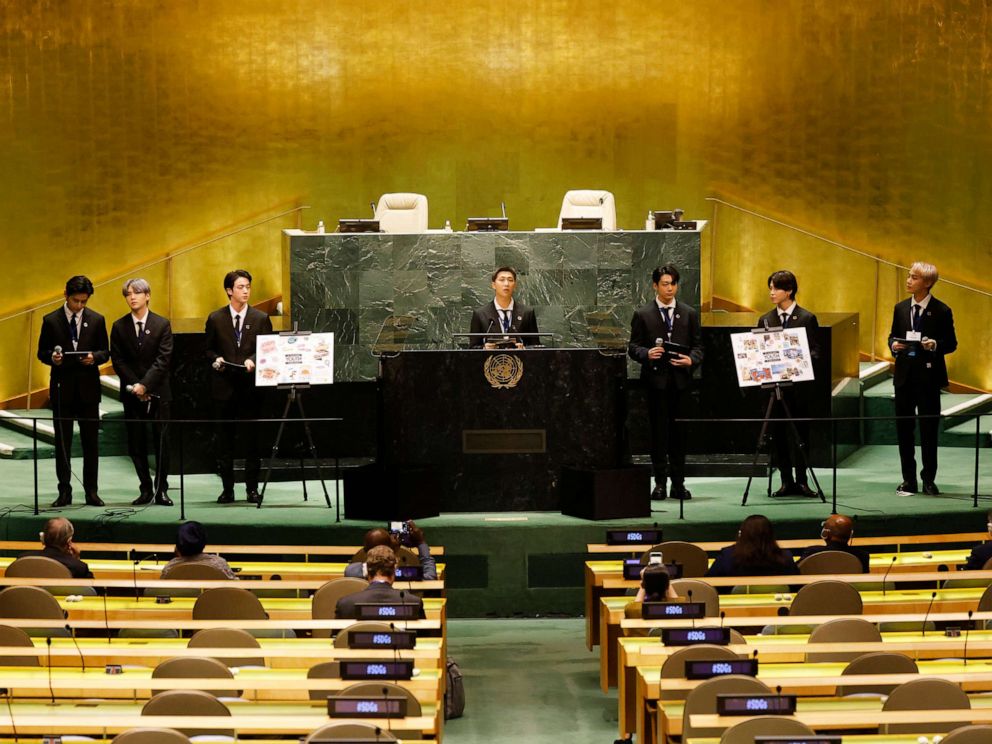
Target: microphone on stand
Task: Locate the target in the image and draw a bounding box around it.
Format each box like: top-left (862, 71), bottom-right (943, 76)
top-left (921, 591), bottom-right (937, 637)
top-left (45, 637), bottom-right (54, 704)
top-left (370, 201), bottom-right (377, 218)
top-left (963, 610), bottom-right (973, 666)
top-left (101, 590), bottom-right (112, 644)
top-left (881, 556), bottom-right (897, 597)
top-left (130, 550), bottom-right (160, 601)
top-left (686, 589), bottom-right (695, 628)
top-left (64, 624), bottom-right (86, 673)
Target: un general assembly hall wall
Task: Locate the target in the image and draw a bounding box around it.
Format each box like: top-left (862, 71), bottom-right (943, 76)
top-left (1, 0), bottom-right (991, 405)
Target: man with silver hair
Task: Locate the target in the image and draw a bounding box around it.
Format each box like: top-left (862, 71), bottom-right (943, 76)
top-left (110, 278), bottom-right (174, 505)
top-left (888, 261), bottom-right (957, 496)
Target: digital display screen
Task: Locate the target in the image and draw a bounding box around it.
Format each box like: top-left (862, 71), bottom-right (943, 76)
top-left (340, 660), bottom-right (414, 680)
top-left (660, 628), bottom-right (731, 646)
top-left (347, 630), bottom-right (416, 650)
top-left (716, 694), bottom-right (797, 716)
top-left (753, 738), bottom-right (841, 744)
top-left (685, 658), bottom-right (758, 680)
top-left (327, 695), bottom-right (408, 718)
top-left (355, 603), bottom-right (420, 620)
top-left (606, 528), bottom-right (662, 545)
top-left (394, 565), bottom-right (424, 581)
top-left (622, 560), bottom-right (683, 581)
top-left (641, 601), bottom-right (706, 620)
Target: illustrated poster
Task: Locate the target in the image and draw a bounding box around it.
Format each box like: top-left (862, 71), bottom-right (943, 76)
top-left (255, 332), bottom-right (334, 387)
top-left (730, 327), bottom-right (814, 387)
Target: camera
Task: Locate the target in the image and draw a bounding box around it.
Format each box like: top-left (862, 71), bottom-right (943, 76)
top-left (388, 520), bottom-right (416, 548)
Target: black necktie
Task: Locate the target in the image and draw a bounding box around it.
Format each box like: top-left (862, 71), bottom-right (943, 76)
top-left (234, 315), bottom-right (242, 346)
top-left (69, 314), bottom-right (78, 345)
top-left (912, 304), bottom-right (922, 332)
top-left (136, 321), bottom-right (144, 347)
top-left (661, 306), bottom-right (672, 335)
top-left (780, 313), bottom-right (788, 327)
top-left (500, 309), bottom-right (511, 332)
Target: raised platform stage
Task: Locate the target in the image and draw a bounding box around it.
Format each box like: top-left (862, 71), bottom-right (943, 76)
top-left (0, 445), bottom-right (989, 618)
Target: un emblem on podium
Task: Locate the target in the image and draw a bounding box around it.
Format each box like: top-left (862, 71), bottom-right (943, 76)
top-left (484, 354), bottom-right (523, 389)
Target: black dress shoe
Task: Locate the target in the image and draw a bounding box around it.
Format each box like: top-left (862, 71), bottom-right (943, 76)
top-left (651, 483), bottom-right (667, 501)
top-left (217, 491), bottom-right (235, 504)
top-left (132, 491), bottom-right (154, 506)
top-left (51, 492), bottom-right (72, 508)
top-left (155, 492), bottom-right (174, 506)
top-left (246, 490), bottom-right (261, 504)
top-left (922, 482), bottom-right (941, 496)
top-left (670, 485), bottom-right (692, 500)
top-left (85, 493), bottom-right (105, 507)
top-left (796, 483), bottom-right (820, 498)
top-left (896, 481), bottom-right (919, 494)
top-left (772, 483), bottom-right (796, 497)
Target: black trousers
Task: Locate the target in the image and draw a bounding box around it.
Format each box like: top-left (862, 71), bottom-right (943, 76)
top-left (895, 377), bottom-right (941, 484)
top-left (770, 391), bottom-right (810, 485)
top-left (122, 397), bottom-right (170, 495)
top-left (646, 385), bottom-right (686, 486)
top-left (52, 395), bottom-right (99, 496)
top-left (212, 394), bottom-right (262, 494)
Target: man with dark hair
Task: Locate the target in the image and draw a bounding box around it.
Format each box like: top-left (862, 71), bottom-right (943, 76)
top-left (759, 270), bottom-right (821, 498)
top-left (469, 266), bottom-right (540, 348)
top-left (628, 264), bottom-right (703, 501)
top-left (204, 269), bottom-right (273, 504)
top-left (334, 545), bottom-right (426, 619)
top-left (110, 278), bottom-right (174, 506)
top-left (964, 511), bottom-right (992, 570)
top-left (20, 517), bottom-right (93, 578)
top-left (37, 275), bottom-right (110, 507)
top-left (888, 261), bottom-right (957, 495)
top-left (799, 513), bottom-right (870, 572)
top-left (344, 522), bottom-right (437, 579)
top-left (160, 521), bottom-right (237, 579)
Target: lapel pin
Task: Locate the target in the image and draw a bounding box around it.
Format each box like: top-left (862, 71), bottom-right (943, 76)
top-left (245, 324), bottom-right (251, 330)
top-left (83, 322), bottom-right (88, 328)
top-left (675, 314), bottom-right (681, 320)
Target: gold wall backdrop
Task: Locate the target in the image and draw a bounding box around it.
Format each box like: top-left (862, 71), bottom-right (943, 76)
top-left (1, 0), bottom-right (990, 401)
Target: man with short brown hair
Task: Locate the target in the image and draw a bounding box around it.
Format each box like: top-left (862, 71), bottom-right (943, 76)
top-left (334, 545), bottom-right (425, 619)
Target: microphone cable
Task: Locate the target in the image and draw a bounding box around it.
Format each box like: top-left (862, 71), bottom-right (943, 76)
top-left (4, 687), bottom-right (18, 743)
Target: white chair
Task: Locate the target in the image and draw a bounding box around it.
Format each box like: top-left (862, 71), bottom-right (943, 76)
top-left (375, 193), bottom-right (429, 233)
top-left (557, 189), bottom-right (616, 230)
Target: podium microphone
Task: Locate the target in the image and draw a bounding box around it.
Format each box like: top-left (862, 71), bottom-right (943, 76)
top-left (921, 591), bottom-right (937, 637)
top-left (45, 637), bottom-right (54, 704)
top-left (65, 624), bottom-right (86, 673)
top-left (686, 589), bottom-right (695, 628)
top-left (881, 556), bottom-right (897, 597)
top-left (370, 201), bottom-right (377, 217)
top-left (964, 610), bottom-right (973, 666)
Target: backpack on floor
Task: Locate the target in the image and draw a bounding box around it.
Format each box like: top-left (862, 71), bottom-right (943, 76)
top-left (444, 655), bottom-right (465, 719)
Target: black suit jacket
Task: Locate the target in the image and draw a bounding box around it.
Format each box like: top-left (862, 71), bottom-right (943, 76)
top-left (469, 302), bottom-right (539, 347)
top-left (204, 305), bottom-right (273, 401)
top-left (37, 306), bottom-right (110, 404)
top-left (887, 296), bottom-right (957, 389)
top-left (628, 300), bottom-right (703, 390)
top-left (800, 541), bottom-right (871, 573)
top-left (758, 304), bottom-right (821, 361)
top-left (110, 311), bottom-right (173, 402)
top-left (334, 580), bottom-right (426, 619)
top-left (965, 541), bottom-right (992, 571)
top-left (20, 547), bottom-right (93, 579)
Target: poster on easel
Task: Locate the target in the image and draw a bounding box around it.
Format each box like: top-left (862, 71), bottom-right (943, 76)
top-left (254, 332), bottom-right (334, 387)
top-left (730, 327), bottom-right (814, 387)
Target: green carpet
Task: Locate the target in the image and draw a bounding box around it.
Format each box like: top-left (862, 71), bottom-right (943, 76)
top-left (445, 618), bottom-right (617, 744)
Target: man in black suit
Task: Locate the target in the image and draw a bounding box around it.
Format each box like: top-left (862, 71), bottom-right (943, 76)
top-left (759, 270), bottom-right (821, 498)
top-left (628, 264), bottom-right (703, 501)
top-left (799, 513), bottom-right (870, 572)
top-left (964, 511), bottom-right (992, 570)
top-left (37, 275), bottom-right (109, 507)
top-left (469, 266), bottom-right (539, 348)
top-left (19, 518), bottom-right (93, 579)
top-left (110, 278), bottom-right (174, 506)
top-left (204, 269), bottom-right (273, 504)
top-left (888, 262), bottom-right (957, 495)
top-left (334, 545), bottom-right (426, 619)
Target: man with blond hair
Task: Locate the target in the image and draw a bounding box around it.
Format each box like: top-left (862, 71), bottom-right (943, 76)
top-left (888, 262), bottom-right (957, 495)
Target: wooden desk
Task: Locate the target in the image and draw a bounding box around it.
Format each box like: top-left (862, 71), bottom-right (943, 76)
top-left (686, 736), bottom-right (955, 744)
top-left (0, 541), bottom-right (445, 558)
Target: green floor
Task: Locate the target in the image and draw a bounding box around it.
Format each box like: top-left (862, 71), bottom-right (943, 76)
top-left (445, 618), bottom-right (617, 744)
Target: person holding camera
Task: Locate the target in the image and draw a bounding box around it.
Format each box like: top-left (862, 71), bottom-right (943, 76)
top-left (344, 520), bottom-right (437, 580)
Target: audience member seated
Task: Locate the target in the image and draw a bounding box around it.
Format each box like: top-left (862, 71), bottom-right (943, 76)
top-left (345, 521), bottom-right (437, 580)
top-left (799, 513), bottom-right (870, 572)
top-left (160, 521), bottom-right (237, 579)
top-left (705, 514), bottom-right (799, 593)
top-left (20, 517), bottom-right (93, 578)
top-left (335, 546), bottom-right (426, 619)
top-left (964, 510), bottom-right (992, 570)
top-left (624, 564), bottom-right (680, 619)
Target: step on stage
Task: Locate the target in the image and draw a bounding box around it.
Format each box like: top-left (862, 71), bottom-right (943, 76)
top-left (0, 446), bottom-right (988, 617)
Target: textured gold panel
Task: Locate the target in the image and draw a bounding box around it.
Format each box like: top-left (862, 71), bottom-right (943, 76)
top-left (1, 0), bottom-right (990, 397)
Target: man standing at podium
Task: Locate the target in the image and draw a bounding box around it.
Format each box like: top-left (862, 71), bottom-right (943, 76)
top-left (205, 269), bottom-right (273, 504)
top-left (759, 270), bottom-right (820, 498)
top-left (628, 264), bottom-right (703, 501)
top-left (469, 266), bottom-right (539, 348)
top-left (888, 262), bottom-right (957, 496)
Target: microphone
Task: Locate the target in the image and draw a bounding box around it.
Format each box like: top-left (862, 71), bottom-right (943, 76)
top-left (65, 624), bottom-right (86, 673)
top-left (370, 201), bottom-right (377, 217)
top-left (102, 590), bottom-right (112, 644)
top-left (53, 345), bottom-right (62, 356)
top-left (921, 591), bottom-right (937, 637)
top-left (212, 358), bottom-right (224, 371)
top-left (719, 611), bottom-right (726, 628)
top-left (881, 556), bottom-right (896, 597)
top-left (3, 688), bottom-right (18, 743)
top-left (46, 637), bottom-right (54, 704)
top-left (687, 589), bottom-right (695, 628)
top-left (964, 610), bottom-right (973, 666)
top-left (125, 385), bottom-right (159, 399)
top-left (500, 201), bottom-right (507, 219)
